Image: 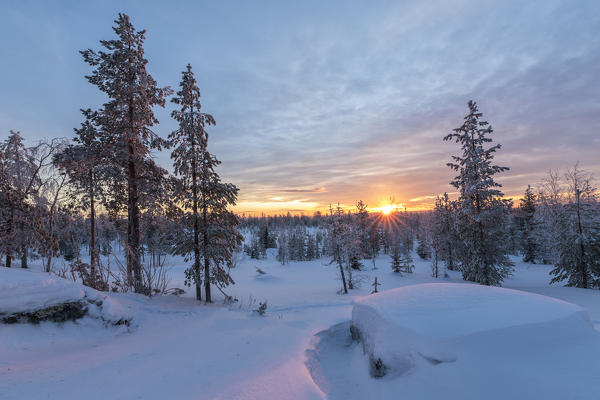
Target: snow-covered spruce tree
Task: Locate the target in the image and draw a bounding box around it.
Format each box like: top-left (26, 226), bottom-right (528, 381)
top-left (245, 234), bottom-right (264, 259)
top-left (306, 233), bottom-right (316, 260)
top-left (515, 185), bottom-right (538, 263)
top-left (431, 193), bottom-right (457, 270)
top-left (328, 204), bottom-right (349, 294)
top-left (277, 230), bottom-right (289, 264)
top-left (444, 100), bottom-right (513, 286)
top-left (344, 212), bottom-right (364, 289)
top-left (390, 243), bottom-right (414, 274)
top-left (416, 234), bottom-right (431, 260)
top-left (290, 227), bottom-right (305, 261)
top-left (548, 165), bottom-right (600, 289)
top-left (81, 13), bottom-right (171, 293)
top-left (169, 64), bottom-right (243, 302)
top-left (355, 200), bottom-right (372, 258)
top-left (390, 245), bottom-right (402, 274)
top-left (259, 223), bottom-right (276, 250)
top-left (428, 226), bottom-right (441, 278)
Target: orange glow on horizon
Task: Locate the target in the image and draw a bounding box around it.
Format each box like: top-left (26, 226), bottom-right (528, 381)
top-left (233, 200), bottom-right (437, 216)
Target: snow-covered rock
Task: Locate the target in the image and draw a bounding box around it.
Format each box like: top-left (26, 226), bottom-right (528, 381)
top-left (0, 268), bottom-right (131, 325)
top-left (351, 283), bottom-right (590, 377)
top-left (0, 268), bottom-right (86, 315)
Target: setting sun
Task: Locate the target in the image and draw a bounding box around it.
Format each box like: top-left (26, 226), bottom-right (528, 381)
top-left (380, 205), bottom-right (395, 215)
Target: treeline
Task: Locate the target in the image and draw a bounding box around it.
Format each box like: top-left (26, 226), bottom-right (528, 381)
top-left (240, 201), bottom-right (420, 294)
top-left (0, 13), bottom-right (241, 302)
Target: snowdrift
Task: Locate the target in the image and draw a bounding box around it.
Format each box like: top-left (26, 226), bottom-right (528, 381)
top-left (351, 283), bottom-right (590, 377)
top-left (0, 268), bottom-right (131, 325)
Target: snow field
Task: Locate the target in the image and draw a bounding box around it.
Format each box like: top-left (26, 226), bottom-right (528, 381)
top-left (1, 252), bottom-right (600, 399)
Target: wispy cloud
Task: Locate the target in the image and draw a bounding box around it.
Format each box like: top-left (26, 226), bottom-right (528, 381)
top-left (281, 187), bottom-right (326, 193)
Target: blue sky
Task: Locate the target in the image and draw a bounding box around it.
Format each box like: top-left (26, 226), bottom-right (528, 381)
top-left (1, 0), bottom-right (599, 213)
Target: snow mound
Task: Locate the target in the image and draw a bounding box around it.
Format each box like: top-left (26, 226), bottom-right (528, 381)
top-left (351, 283), bottom-right (590, 377)
top-left (0, 268), bottom-right (131, 325)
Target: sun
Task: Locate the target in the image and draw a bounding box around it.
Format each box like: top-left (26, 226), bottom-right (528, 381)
top-left (380, 205), bottom-right (395, 215)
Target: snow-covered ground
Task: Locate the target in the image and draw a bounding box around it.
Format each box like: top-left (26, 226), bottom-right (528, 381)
top-left (1, 251), bottom-right (600, 399)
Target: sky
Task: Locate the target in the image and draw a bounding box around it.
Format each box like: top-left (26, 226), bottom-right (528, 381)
top-left (1, 0), bottom-right (599, 215)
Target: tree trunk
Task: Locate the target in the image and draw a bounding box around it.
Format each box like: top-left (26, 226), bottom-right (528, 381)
top-left (4, 207), bottom-right (14, 268)
top-left (338, 256), bottom-right (348, 294)
top-left (90, 171), bottom-right (98, 274)
top-left (191, 107), bottom-right (202, 302)
top-left (475, 191), bottom-right (485, 284)
top-left (21, 247), bottom-right (27, 268)
top-left (575, 190), bottom-right (588, 288)
top-left (448, 243), bottom-right (454, 270)
top-left (19, 218), bottom-right (27, 268)
top-left (446, 212), bottom-right (455, 270)
top-left (203, 202), bottom-right (211, 303)
top-left (128, 96), bottom-right (142, 293)
top-left (202, 185), bottom-right (212, 302)
top-left (204, 255), bottom-right (211, 302)
top-left (347, 266), bottom-right (354, 289)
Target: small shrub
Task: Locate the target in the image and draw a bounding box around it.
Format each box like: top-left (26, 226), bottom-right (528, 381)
top-left (254, 301), bottom-right (267, 316)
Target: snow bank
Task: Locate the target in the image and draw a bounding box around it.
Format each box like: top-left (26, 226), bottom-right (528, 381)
top-left (0, 268), bottom-right (131, 325)
top-left (351, 283), bottom-right (590, 377)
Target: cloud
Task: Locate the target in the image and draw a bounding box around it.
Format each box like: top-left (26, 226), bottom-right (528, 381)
top-left (280, 187), bottom-right (326, 193)
top-left (1, 1), bottom-right (598, 214)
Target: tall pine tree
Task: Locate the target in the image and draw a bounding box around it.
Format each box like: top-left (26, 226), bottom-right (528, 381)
top-left (81, 14), bottom-right (171, 293)
top-left (170, 64), bottom-right (242, 302)
top-left (444, 100), bottom-right (513, 286)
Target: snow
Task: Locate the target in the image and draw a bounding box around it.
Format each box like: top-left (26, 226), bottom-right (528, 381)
top-left (1, 253), bottom-right (600, 399)
top-left (350, 283), bottom-right (591, 377)
top-left (353, 283), bottom-right (589, 339)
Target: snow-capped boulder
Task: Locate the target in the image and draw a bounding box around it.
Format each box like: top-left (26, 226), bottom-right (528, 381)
top-left (0, 267), bottom-right (131, 325)
top-left (351, 283), bottom-right (590, 377)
